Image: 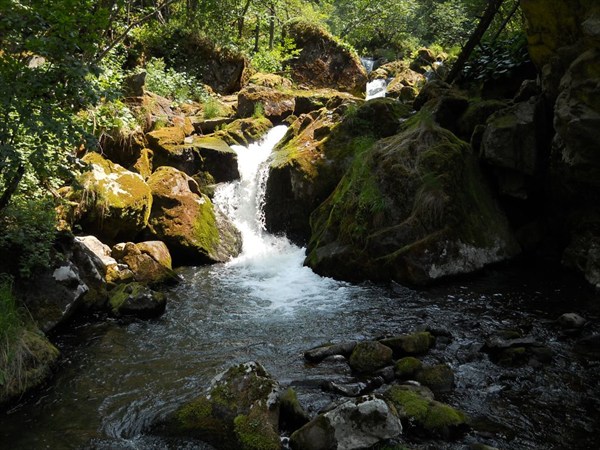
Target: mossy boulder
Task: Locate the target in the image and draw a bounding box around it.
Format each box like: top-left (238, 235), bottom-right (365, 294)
top-left (264, 99), bottom-right (411, 244)
top-left (394, 357), bottom-right (423, 379)
top-left (348, 341), bottom-right (394, 373)
top-left (131, 148), bottom-right (154, 180)
top-left (280, 387), bottom-right (311, 432)
top-left (305, 112), bottom-right (520, 285)
top-left (456, 100), bottom-right (508, 144)
top-left (157, 362), bottom-right (280, 449)
top-left (77, 152), bottom-right (153, 243)
top-left (237, 85), bottom-right (296, 123)
top-left (248, 73), bottom-right (294, 89)
top-left (111, 241), bottom-right (178, 285)
top-left (384, 385), bottom-right (469, 439)
top-left (414, 364), bottom-right (455, 395)
top-left (146, 166), bottom-right (242, 265)
top-left (147, 128), bottom-right (239, 182)
top-left (108, 281), bottom-right (166, 318)
top-left (380, 331), bottom-right (435, 356)
top-left (0, 326), bottom-right (60, 405)
top-left (214, 117), bottom-right (274, 147)
top-left (284, 20), bottom-right (367, 97)
top-left (289, 395), bottom-right (403, 450)
top-left (520, 0), bottom-right (596, 69)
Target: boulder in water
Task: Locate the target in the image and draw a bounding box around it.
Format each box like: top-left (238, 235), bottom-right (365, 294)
top-left (146, 166), bottom-right (242, 265)
top-left (156, 361), bottom-right (280, 449)
top-left (348, 341), bottom-right (394, 373)
top-left (384, 384), bottom-right (469, 439)
top-left (111, 241), bottom-right (179, 285)
top-left (305, 111), bottom-right (520, 285)
top-left (289, 395), bottom-right (403, 450)
top-left (380, 331), bottom-right (436, 357)
top-left (237, 85), bottom-right (296, 123)
top-left (108, 281), bottom-right (166, 318)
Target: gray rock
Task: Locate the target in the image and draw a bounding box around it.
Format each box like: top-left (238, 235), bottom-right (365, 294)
top-left (557, 312), bottom-right (587, 329)
top-left (290, 395), bottom-right (402, 450)
top-left (304, 341), bottom-right (357, 362)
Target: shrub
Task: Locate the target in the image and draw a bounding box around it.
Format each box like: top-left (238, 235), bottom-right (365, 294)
top-left (142, 58), bottom-right (209, 103)
top-left (0, 276), bottom-right (23, 388)
top-left (0, 197), bottom-right (58, 278)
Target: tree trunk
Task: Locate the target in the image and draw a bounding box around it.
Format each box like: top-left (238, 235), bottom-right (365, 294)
top-left (446, 0), bottom-right (505, 84)
top-left (0, 163), bottom-right (25, 211)
top-left (254, 14), bottom-right (260, 53)
top-left (269, 3), bottom-right (276, 50)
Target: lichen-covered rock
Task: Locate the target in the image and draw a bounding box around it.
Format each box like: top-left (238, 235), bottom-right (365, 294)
top-left (0, 327), bottom-right (59, 405)
top-left (284, 20), bottom-right (367, 96)
top-left (264, 99), bottom-right (411, 244)
top-left (77, 152), bottom-right (153, 243)
top-left (146, 166), bottom-right (242, 264)
top-left (111, 241), bottom-right (178, 285)
top-left (384, 384), bottom-right (469, 439)
top-left (380, 331), bottom-right (436, 356)
top-left (237, 85), bottom-right (296, 123)
top-left (108, 282), bottom-right (166, 318)
top-left (289, 395), bottom-right (402, 450)
top-left (348, 341), bottom-right (393, 373)
top-left (305, 112), bottom-right (520, 285)
top-left (157, 361), bottom-right (280, 449)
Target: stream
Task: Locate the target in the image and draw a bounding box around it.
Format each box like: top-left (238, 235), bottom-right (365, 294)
top-left (1, 128), bottom-right (599, 449)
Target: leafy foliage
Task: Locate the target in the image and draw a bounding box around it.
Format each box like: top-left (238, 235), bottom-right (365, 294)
top-left (0, 275), bottom-right (22, 387)
top-left (463, 33), bottom-right (530, 81)
top-left (142, 57), bottom-right (209, 103)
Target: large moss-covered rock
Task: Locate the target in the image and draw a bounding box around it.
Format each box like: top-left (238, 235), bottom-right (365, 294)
top-left (157, 362), bottom-right (280, 449)
top-left (305, 112), bottom-right (520, 285)
top-left (0, 326), bottom-right (59, 405)
top-left (111, 241), bottom-right (178, 285)
top-left (380, 331), bottom-right (435, 356)
top-left (264, 99), bottom-right (411, 244)
top-left (284, 20), bottom-right (367, 96)
top-left (384, 385), bottom-right (468, 439)
top-left (289, 395), bottom-right (402, 450)
top-left (520, 0), bottom-right (597, 69)
top-left (146, 166), bottom-right (242, 264)
top-left (78, 152), bottom-right (153, 242)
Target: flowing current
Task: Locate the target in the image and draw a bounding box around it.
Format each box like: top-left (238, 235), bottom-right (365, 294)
top-left (0, 128), bottom-right (599, 449)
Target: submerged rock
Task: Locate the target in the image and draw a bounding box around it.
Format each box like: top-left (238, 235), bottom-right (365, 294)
top-left (304, 341), bottom-right (357, 362)
top-left (305, 112), bottom-right (520, 285)
top-left (289, 395), bottom-right (402, 450)
top-left (156, 361), bottom-right (280, 449)
top-left (380, 331), bottom-right (436, 356)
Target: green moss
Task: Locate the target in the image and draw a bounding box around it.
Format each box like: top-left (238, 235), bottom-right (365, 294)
top-left (233, 406), bottom-right (280, 450)
top-left (386, 386), bottom-right (429, 422)
top-left (349, 340), bottom-right (393, 373)
top-left (192, 197), bottom-right (220, 253)
top-left (176, 397), bottom-right (213, 428)
top-left (394, 357), bottom-right (423, 378)
top-left (108, 282), bottom-right (145, 311)
top-left (423, 402), bottom-right (467, 432)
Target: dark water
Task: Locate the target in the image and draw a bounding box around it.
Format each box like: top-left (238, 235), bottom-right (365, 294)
top-left (1, 127), bottom-right (599, 449)
top-left (1, 261), bottom-right (599, 449)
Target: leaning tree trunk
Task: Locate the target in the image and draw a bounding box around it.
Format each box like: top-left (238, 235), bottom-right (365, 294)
top-left (446, 0), bottom-right (505, 84)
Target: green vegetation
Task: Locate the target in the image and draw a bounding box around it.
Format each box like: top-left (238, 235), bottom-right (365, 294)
top-left (0, 277), bottom-right (22, 387)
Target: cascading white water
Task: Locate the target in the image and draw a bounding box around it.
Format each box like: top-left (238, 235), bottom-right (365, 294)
top-left (212, 126), bottom-right (351, 312)
top-left (366, 78), bottom-right (387, 100)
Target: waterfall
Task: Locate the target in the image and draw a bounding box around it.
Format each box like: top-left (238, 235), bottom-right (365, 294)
top-left (366, 78), bottom-right (387, 100)
top-left (360, 56), bottom-right (376, 74)
top-left (212, 126), bottom-right (349, 312)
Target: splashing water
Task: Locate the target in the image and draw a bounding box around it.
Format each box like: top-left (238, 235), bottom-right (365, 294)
top-left (212, 126), bottom-right (353, 313)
